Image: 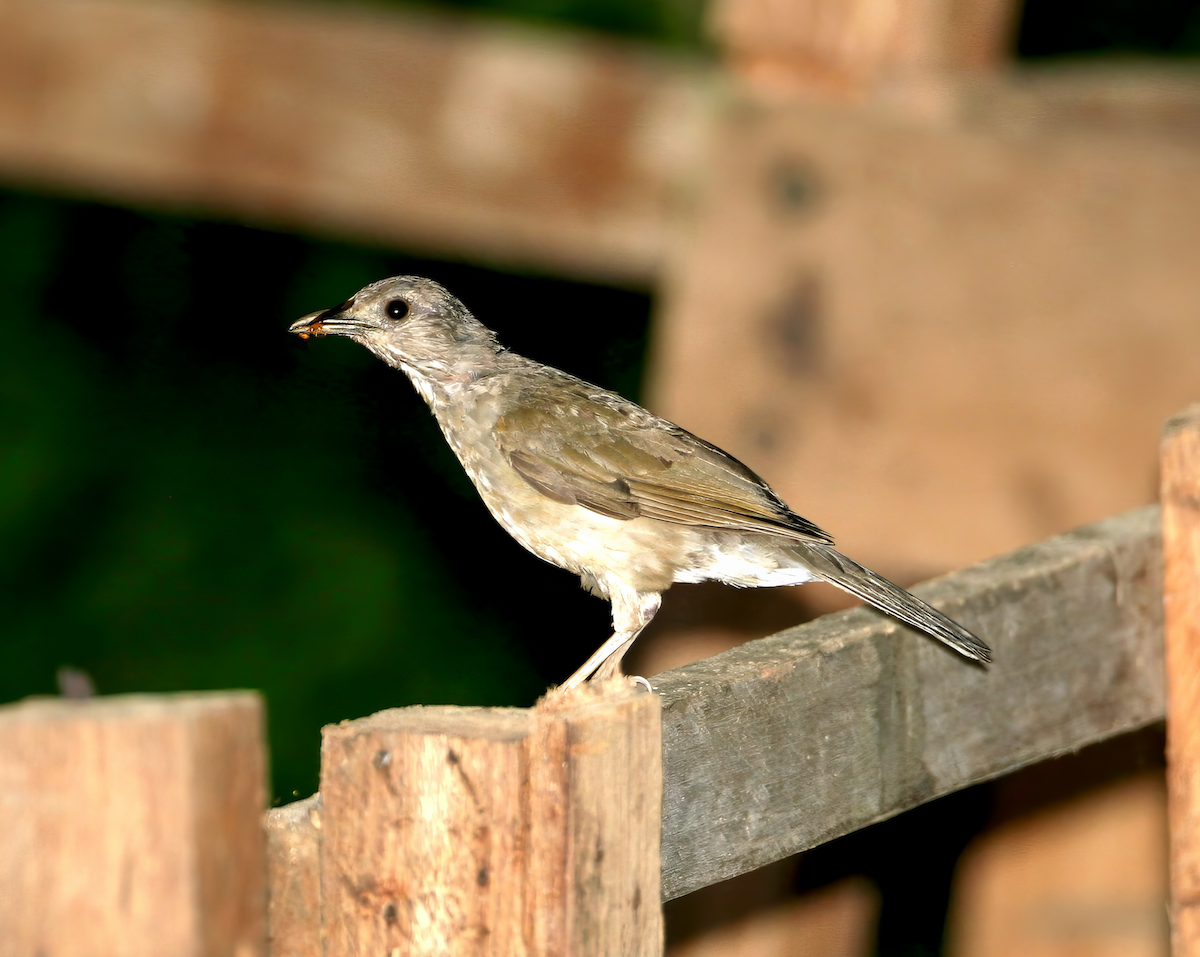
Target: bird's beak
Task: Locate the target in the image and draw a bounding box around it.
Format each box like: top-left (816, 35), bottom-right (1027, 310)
top-left (289, 300), bottom-right (368, 340)
top-left (289, 309), bottom-right (331, 340)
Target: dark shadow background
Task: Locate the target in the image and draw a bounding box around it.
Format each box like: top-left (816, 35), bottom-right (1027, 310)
top-left (1017, 0), bottom-right (1200, 57)
top-left (0, 0), bottom-right (1195, 953)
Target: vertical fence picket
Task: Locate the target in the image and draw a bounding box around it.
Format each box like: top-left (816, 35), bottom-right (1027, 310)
top-left (0, 692), bottom-right (267, 957)
top-left (1163, 405), bottom-right (1200, 955)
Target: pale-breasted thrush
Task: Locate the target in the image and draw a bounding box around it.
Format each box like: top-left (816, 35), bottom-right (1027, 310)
top-left (290, 276), bottom-right (990, 689)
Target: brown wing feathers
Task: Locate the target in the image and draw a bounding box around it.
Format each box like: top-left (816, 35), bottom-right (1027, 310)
top-left (506, 450), bottom-right (640, 520)
top-left (496, 404), bottom-right (833, 544)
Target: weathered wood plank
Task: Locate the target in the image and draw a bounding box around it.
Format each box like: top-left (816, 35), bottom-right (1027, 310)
top-left (656, 505), bottom-right (1164, 900)
top-left (1162, 405), bottom-right (1200, 955)
top-left (0, 691), bottom-right (267, 956)
top-left (0, 0), bottom-right (704, 283)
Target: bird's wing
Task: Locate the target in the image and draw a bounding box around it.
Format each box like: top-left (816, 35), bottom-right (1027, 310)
top-left (494, 396), bottom-right (834, 544)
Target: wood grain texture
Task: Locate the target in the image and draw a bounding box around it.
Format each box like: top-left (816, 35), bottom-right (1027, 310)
top-left (265, 793), bottom-right (322, 957)
top-left (318, 682), bottom-right (661, 956)
top-left (537, 683), bottom-right (663, 956)
top-left (656, 506), bottom-right (1164, 900)
top-left (0, 691), bottom-right (267, 957)
top-left (1162, 405), bottom-right (1200, 955)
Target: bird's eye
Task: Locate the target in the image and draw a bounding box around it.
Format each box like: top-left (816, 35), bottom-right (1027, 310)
top-left (385, 299), bottom-right (410, 321)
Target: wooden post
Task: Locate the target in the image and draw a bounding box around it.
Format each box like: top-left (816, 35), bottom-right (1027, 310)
top-left (0, 691), bottom-right (267, 957)
top-left (1164, 405), bottom-right (1200, 955)
top-left (266, 793), bottom-right (323, 957)
top-left (317, 680), bottom-right (662, 957)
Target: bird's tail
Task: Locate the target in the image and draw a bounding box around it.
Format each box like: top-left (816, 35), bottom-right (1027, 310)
top-left (791, 542), bottom-right (992, 663)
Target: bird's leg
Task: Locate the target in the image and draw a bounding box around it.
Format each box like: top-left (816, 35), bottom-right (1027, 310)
top-left (558, 631), bottom-right (636, 691)
top-left (592, 637), bottom-right (637, 681)
top-left (557, 590), bottom-right (661, 691)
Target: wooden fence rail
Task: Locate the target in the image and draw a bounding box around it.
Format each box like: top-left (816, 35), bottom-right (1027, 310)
top-left (657, 503), bottom-right (1164, 899)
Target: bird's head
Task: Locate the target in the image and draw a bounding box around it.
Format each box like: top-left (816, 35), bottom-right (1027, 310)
top-left (289, 276), bottom-right (502, 391)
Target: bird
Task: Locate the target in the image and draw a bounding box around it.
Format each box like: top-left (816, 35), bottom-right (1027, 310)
top-left (290, 276), bottom-right (990, 690)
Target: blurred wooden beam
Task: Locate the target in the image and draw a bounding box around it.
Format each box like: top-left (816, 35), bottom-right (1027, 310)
top-left (650, 73), bottom-right (1200, 578)
top-left (0, 0), bottom-right (707, 283)
top-left (947, 770), bottom-right (1168, 956)
top-left (708, 0), bottom-right (1020, 102)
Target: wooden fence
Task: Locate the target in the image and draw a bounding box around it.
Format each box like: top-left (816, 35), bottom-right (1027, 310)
top-left (4, 406), bottom-right (1197, 954)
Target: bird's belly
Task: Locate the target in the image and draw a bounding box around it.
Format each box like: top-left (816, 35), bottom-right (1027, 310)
top-left (456, 443), bottom-right (820, 595)
top-left (476, 482), bottom-right (821, 597)
top-left (472, 476), bottom-right (688, 594)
